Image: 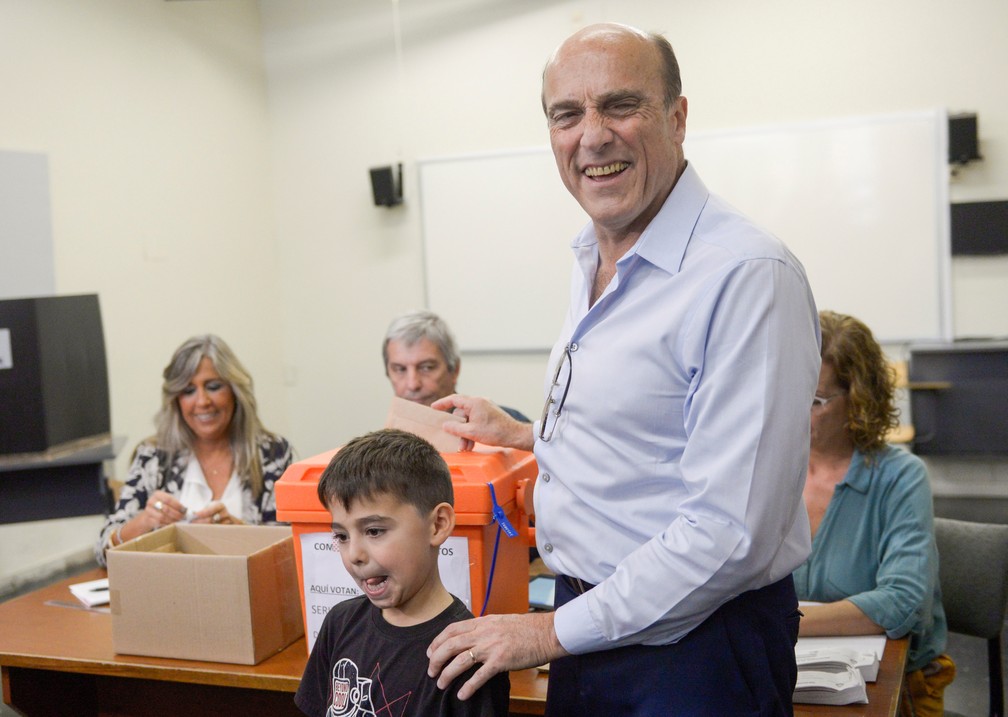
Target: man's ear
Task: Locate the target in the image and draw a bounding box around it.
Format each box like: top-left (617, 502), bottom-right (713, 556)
top-left (671, 95), bottom-right (688, 144)
top-left (430, 502), bottom-right (456, 546)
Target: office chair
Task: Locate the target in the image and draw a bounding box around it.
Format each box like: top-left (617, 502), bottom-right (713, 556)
top-left (934, 516), bottom-right (1008, 717)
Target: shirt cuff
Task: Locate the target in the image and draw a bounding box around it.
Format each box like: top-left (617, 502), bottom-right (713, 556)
top-left (849, 593), bottom-right (915, 638)
top-left (553, 593), bottom-right (606, 654)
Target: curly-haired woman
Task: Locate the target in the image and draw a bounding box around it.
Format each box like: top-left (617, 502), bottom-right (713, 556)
top-left (794, 310), bottom-right (953, 717)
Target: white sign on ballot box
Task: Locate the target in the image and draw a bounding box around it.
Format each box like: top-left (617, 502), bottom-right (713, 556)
top-left (298, 532), bottom-right (471, 652)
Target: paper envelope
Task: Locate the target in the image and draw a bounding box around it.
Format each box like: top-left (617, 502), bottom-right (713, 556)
top-left (384, 396), bottom-right (466, 453)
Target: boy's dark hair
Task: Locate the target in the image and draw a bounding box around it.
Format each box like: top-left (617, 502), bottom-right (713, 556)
top-left (317, 428), bottom-right (453, 514)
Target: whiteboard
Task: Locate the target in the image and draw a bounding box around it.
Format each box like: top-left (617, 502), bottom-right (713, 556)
top-left (419, 148), bottom-right (586, 352)
top-left (419, 110), bottom-right (951, 351)
top-left (0, 151), bottom-right (55, 300)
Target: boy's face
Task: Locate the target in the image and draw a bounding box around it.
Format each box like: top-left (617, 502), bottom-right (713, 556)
top-left (330, 492), bottom-right (451, 625)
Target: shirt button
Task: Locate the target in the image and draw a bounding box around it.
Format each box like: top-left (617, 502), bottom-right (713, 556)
top-left (569, 342), bottom-right (579, 352)
top-left (542, 473), bottom-right (550, 483)
top-left (543, 543), bottom-right (553, 553)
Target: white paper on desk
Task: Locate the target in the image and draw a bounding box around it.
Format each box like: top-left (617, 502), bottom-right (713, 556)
top-left (796, 645), bottom-right (881, 682)
top-left (797, 634), bottom-right (887, 660)
top-left (69, 577), bottom-right (110, 607)
top-left (385, 396), bottom-right (466, 453)
top-left (794, 666), bottom-right (868, 705)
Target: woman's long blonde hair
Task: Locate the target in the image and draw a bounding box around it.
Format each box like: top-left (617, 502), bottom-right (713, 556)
top-left (154, 334), bottom-right (271, 498)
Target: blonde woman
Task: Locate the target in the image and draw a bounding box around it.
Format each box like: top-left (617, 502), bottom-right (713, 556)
top-left (96, 335), bottom-right (292, 565)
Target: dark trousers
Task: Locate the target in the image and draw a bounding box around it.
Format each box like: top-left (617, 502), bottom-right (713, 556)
top-left (545, 574), bottom-right (800, 717)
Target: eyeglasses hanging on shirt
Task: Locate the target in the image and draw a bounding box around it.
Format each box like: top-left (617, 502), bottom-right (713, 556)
top-left (539, 344), bottom-right (573, 442)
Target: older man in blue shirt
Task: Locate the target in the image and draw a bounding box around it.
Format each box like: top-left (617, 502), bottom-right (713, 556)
top-left (427, 22), bottom-right (820, 716)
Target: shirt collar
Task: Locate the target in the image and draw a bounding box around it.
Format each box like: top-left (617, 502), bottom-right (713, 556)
top-left (570, 161), bottom-right (710, 276)
top-left (841, 448), bottom-right (873, 493)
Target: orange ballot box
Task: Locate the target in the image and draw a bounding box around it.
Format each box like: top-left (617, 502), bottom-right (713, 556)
top-left (276, 445), bottom-right (537, 652)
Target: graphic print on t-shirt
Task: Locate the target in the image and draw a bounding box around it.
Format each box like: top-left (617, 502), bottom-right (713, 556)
top-left (327, 658), bottom-right (410, 717)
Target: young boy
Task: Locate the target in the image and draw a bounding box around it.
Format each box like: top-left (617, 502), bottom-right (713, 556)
top-left (295, 428), bottom-right (510, 717)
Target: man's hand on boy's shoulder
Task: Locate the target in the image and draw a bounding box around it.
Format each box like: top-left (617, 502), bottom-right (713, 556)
top-left (427, 611), bottom-right (568, 701)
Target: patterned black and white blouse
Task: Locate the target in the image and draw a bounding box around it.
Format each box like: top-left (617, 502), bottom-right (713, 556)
top-left (95, 433), bottom-right (293, 566)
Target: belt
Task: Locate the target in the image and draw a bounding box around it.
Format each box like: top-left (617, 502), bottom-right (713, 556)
top-left (560, 574), bottom-right (596, 595)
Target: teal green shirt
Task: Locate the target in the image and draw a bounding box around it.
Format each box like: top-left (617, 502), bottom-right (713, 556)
top-left (793, 445), bottom-right (947, 673)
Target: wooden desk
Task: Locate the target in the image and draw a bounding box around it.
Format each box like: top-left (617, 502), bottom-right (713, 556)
top-left (507, 668), bottom-right (548, 715)
top-left (0, 568), bottom-right (546, 717)
top-left (2, 569), bottom-right (905, 717)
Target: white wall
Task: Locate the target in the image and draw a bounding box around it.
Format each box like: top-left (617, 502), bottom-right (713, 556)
top-left (262, 0), bottom-right (1008, 461)
top-left (0, 0), bottom-right (283, 588)
top-left (3, 0), bottom-right (1008, 588)
top-left (261, 0), bottom-right (580, 459)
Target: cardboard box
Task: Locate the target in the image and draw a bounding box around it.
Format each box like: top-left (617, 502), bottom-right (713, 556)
top-left (107, 524), bottom-right (304, 665)
top-left (276, 446), bottom-right (537, 653)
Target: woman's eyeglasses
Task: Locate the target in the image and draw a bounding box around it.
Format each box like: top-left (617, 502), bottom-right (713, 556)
top-left (811, 392), bottom-right (845, 410)
top-left (539, 346), bottom-right (572, 442)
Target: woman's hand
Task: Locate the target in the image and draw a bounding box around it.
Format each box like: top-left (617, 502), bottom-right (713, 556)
top-left (113, 490), bottom-right (185, 545)
top-left (144, 490), bottom-right (187, 530)
top-left (193, 501), bottom-right (243, 525)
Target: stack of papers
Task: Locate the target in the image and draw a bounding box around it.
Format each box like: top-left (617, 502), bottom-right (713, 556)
top-left (69, 577), bottom-right (110, 607)
top-left (794, 667), bottom-right (868, 705)
top-left (795, 645), bottom-right (880, 682)
top-left (792, 635), bottom-right (885, 706)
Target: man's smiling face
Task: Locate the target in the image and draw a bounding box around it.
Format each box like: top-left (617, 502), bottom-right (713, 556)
top-left (543, 26), bottom-right (687, 244)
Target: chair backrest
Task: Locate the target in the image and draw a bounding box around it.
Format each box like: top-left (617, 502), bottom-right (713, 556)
top-left (934, 517), bottom-right (1008, 639)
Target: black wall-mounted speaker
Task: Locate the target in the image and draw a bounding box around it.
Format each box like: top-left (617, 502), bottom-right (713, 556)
top-left (948, 113), bottom-right (981, 165)
top-left (369, 164), bottom-right (403, 207)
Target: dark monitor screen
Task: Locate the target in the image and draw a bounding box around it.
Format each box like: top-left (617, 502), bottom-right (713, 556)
top-left (950, 200), bottom-right (1008, 256)
top-left (0, 294), bottom-right (110, 455)
top-left (909, 342), bottom-right (1008, 456)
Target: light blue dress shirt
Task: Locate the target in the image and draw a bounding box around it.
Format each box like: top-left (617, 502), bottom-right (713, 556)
top-left (792, 445), bottom-right (947, 673)
top-left (535, 163), bottom-right (821, 654)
